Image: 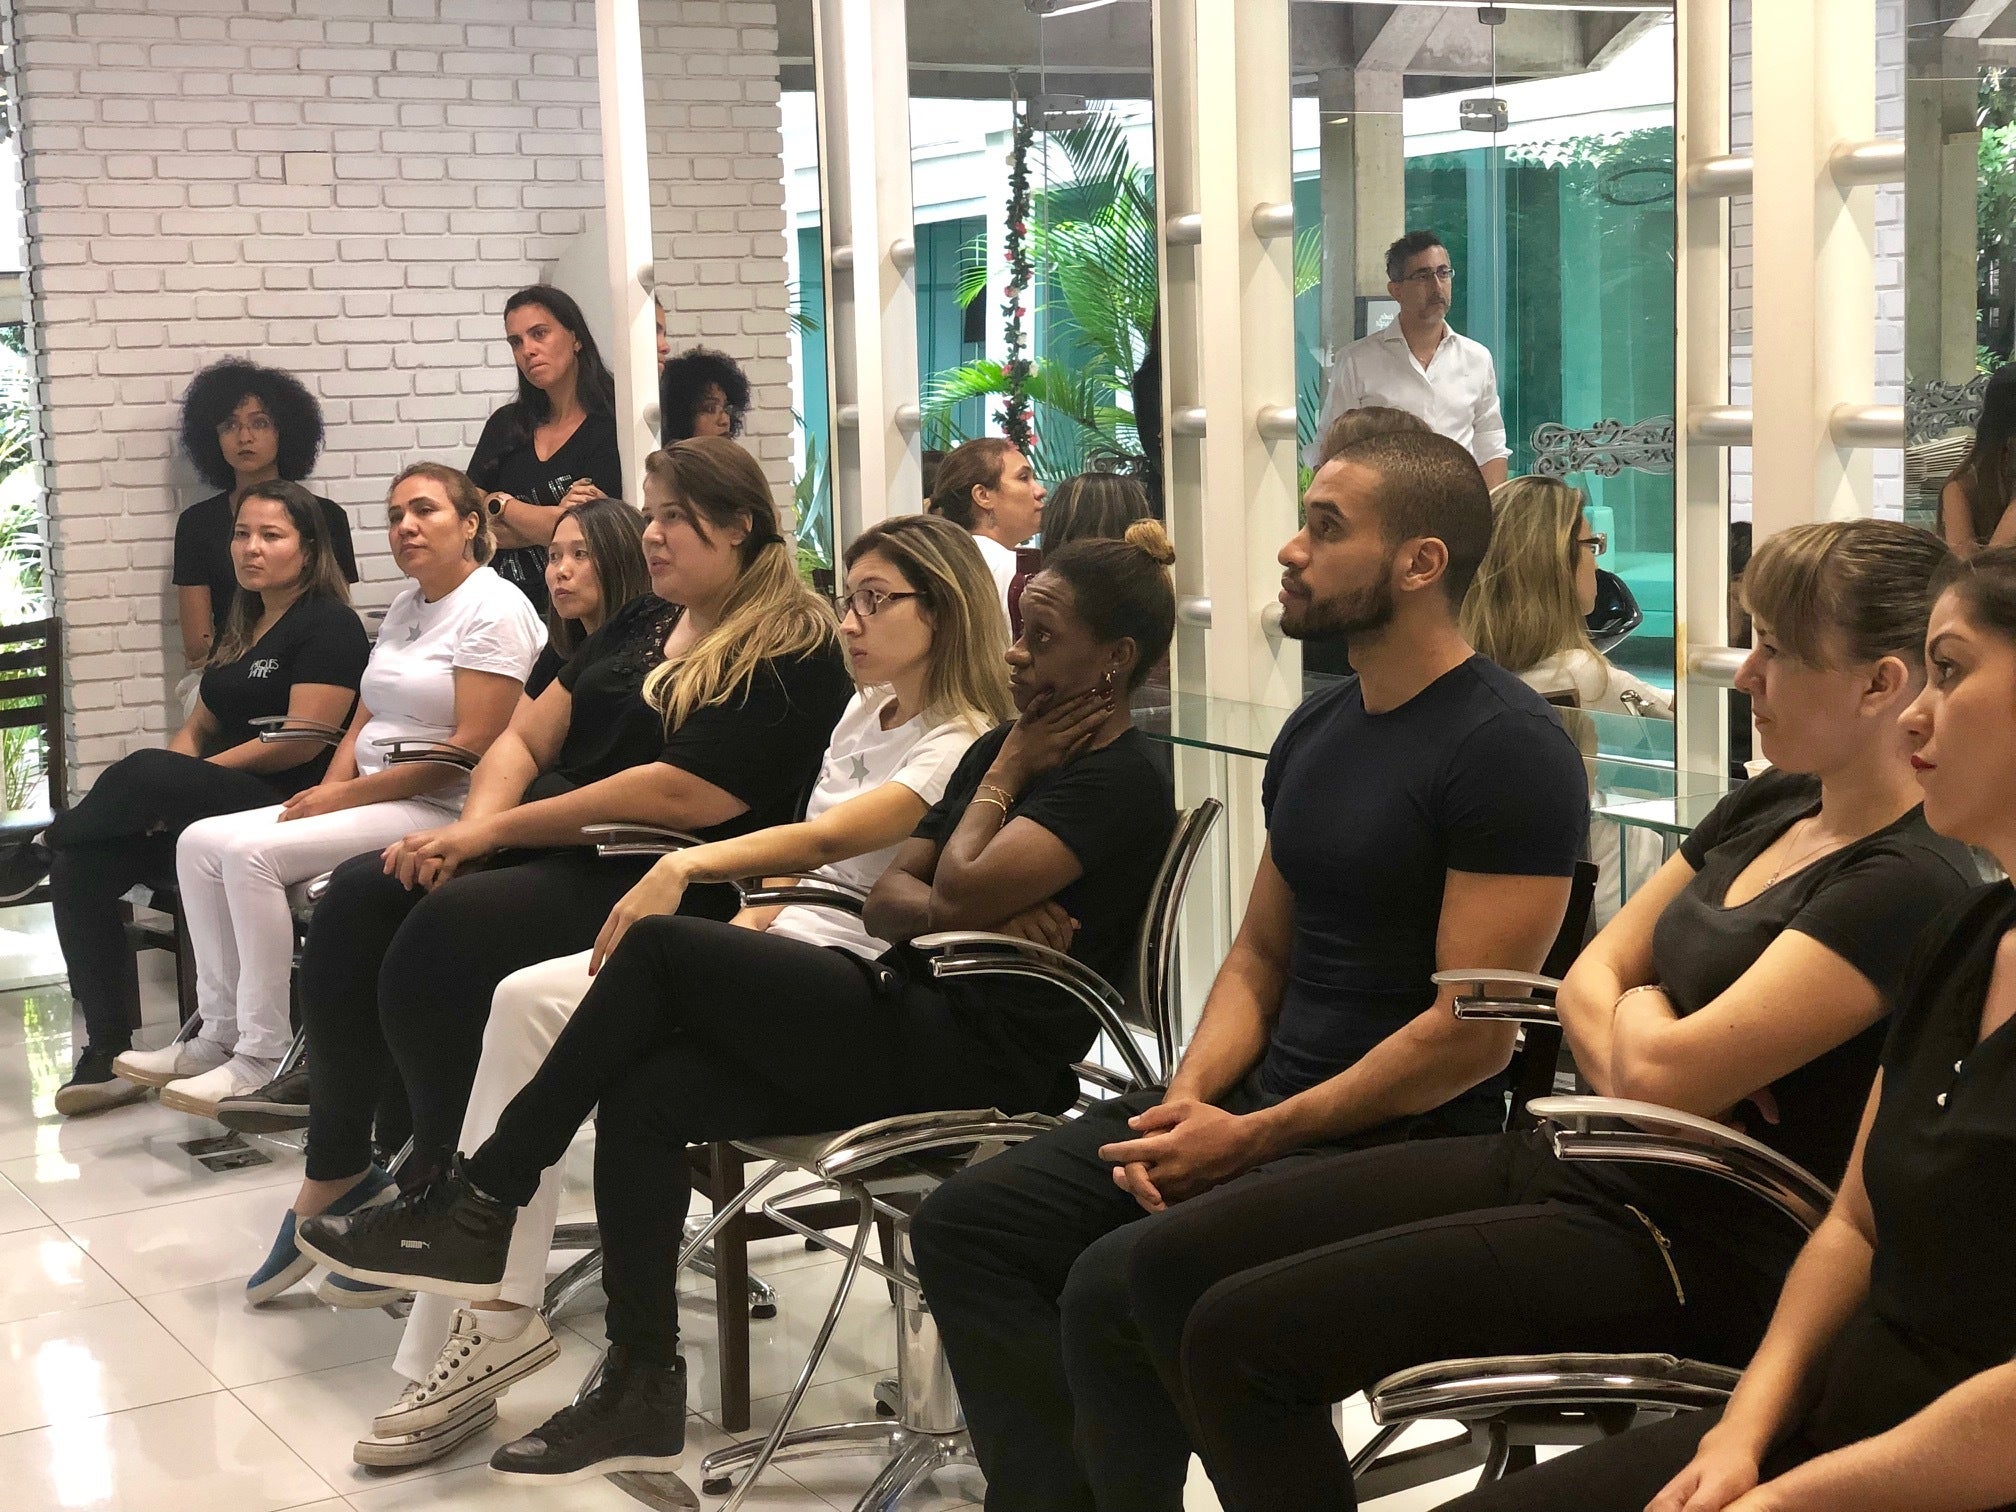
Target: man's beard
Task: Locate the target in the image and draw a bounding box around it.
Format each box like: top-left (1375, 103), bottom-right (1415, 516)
top-left (1281, 564), bottom-right (1397, 642)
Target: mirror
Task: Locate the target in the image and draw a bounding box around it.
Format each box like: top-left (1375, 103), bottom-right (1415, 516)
top-left (777, 0), bottom-right (836, 574)
top-left (1904, 5), bottom-right (2009, 552)
top-left (1290, 2), bottom-right (1677, 693)
top-left (905, 0), bottom-right (1161, 515)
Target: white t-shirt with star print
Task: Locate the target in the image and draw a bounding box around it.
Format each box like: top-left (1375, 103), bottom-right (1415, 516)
top-left (770, 687), bottom-right (987, 959)
top-left (351, 564), bottom-right (547, 803)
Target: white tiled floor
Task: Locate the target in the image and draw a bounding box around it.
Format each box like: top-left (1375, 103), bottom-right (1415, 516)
top-left (0, 945), bottom-right (1481, 1512)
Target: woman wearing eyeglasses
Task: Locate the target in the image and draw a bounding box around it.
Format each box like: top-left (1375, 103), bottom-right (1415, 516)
top-left (333, 512), bottom-right (1016, 1466)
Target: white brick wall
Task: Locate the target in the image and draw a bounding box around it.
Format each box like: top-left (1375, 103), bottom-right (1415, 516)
top-left (8, 0), bottom-right (791, 788)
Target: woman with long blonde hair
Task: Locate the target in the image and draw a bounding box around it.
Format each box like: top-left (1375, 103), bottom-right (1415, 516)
top-left (1462, 475), bottom-right (1672, 718)
top-left (259, 437), bottom-right (854, 1312)
top-left (348, 512), bottom-right (1021, 1467)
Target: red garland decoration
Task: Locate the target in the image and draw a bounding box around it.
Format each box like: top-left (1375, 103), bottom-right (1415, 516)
top-left (995, 100), bottom-right (1036, 453)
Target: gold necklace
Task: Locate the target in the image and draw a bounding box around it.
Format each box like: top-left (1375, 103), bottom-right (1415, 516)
top-left (1763, 815), bottom-right (1838, 889)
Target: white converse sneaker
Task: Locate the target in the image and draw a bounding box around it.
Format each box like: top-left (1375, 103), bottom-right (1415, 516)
top-left (373, 1307), bottom-right (560, 1437)
top-left (353, 1396), bottom-right (499, 1469)
top-left (159, 1054), bottom-right (282, 1118)
top-left (112, 1036), bottom-right (230, 1089)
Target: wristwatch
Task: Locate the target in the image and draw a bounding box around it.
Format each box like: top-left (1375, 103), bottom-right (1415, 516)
top-left (485, 493), bottom-right (507, 518)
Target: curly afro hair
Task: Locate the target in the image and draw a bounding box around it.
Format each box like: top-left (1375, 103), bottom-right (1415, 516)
top-left (658, 345), bottom-right (751, 443)
top-left (179, 358), bottom-right (326, 492)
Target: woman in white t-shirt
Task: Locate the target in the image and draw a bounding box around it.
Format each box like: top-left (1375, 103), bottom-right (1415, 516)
top-left (352, 511), bottom-right (1016, 1470)
top-left (166, 464), bottom-right (547, 1117)
top-left (929, 437), bottom-right (1047, 628)
top-left (1463, 476), bottom-right (1673, 919)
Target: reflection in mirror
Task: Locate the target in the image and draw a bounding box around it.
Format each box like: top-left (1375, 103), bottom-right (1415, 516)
top-left (778, 0), bottom-right (835, 575)
top-left (1291, 3), bottom-right (1676, 692)
top-left (905, 0), bottom-right (1159, 538)
top-left (1905, 6), bottom-right (2013, 557)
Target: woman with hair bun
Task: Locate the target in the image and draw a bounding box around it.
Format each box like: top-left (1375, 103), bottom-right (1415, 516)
top-left (174, 358), bottom-right (360, 676)
top-left (299, 519), bottom-right (1182, 1486)
top-left (468, 285), bottom-right (625, 614)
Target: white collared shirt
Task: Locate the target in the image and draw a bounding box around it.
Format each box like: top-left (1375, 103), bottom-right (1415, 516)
top-left (1306, 320), bottom-right (1510, 469)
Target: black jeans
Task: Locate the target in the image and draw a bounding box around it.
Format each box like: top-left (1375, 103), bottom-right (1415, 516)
top-left (47, 748), bottom-right (280, 1053)
top-left (1131, 1130), bottom-right (1783, 1512)
top-left (297, 846), bottom-right (697, 1180)
top-left (908, 1083), bottom-right (1495, 1512)
top-left (464, 914), bottom-right (1072, 1366)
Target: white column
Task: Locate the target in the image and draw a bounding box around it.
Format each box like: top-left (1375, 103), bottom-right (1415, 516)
top-left (1748, 0), bottom-right (1878, 533)
top-left (1674, 0), bottom-right (1732, 775)
top-left (594, 0), bottom-right (658, 498)
top-left (818, 0), bottom-right (921, 542)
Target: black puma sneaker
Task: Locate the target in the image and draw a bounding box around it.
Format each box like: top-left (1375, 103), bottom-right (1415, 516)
top-left (296, 1157), bottom-right (514, 1299)
top-left (489, 1349), bottom-right (686, 1484)
top-left (216, 1059), bottom-right (311, 1133)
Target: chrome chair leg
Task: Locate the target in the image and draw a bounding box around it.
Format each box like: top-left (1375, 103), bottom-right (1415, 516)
top-left (537, 1219), bottom-right (779, 1319)
top-left (274, 1030), bottom-right (306, 1078)
top-left (681, 1213), bottom-right (779, 1317)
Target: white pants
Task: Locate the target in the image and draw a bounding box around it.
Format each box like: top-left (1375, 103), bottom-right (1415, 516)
top-left (394, 949), bottom-right (594, 1382)
top-left (175, 799), bottom-right (450, 1063)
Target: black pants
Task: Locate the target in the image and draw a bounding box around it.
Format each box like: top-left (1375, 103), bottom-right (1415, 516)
top-left (908, 1084), bottom-right (1499, 1512)
top-left (47, 748), bottom-right (279, 1053)
top-left (464, 915), bottom-right (1070, 1365)
top-left (297, 846), bottom-right (691, 1180)
top-left (1133, 1130), bottom-right (1787, 1512)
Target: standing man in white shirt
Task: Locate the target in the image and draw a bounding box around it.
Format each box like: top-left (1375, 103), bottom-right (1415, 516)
top-left (1308, 230), bottom-right (1511, 487)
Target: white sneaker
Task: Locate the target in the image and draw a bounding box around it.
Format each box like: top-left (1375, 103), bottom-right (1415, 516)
top-left (354, 1396), bottom-right (499, 1468)
top-left (113, 1037), bottom-right (230, 1089)
top-left (159, 1054), bottom-right (282, 1118)
top-left (373, 1307), bottom-right (560, 1437)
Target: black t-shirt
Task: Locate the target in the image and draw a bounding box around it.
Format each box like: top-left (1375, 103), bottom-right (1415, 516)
top-left (525, 642), bottom-right (567, 700)
top-left (1257, 658), bottom-right (1588, 1118)
top-left (172, 491), bottom-right (361, 642)
top-left (551, 593), bottom-right (681, 790)
top-left (1790, 883), bottom-right (2016, 1455)
top-left (910, 724), bottom-right (1177, 1068)
top-left (197, 595), bottom-right (369, 797)
top-left (467, 403), bottom-right (625, 613)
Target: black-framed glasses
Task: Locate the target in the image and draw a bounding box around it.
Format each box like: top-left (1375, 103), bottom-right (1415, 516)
top-left (836, 588), bottom-right (923, 620)
top-left (1577, 533), bottom-right (1609, 558)
top-left (1398, 265), bottom-right (1456, 286)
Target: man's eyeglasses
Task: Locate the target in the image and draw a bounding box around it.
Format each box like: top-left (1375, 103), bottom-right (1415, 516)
top-left (1577, 533), bottom-right (1609, 558)
top-left (1398, 266), bottom-right (1456, 287)
top-left (836, 588), bottom-right (923, 620)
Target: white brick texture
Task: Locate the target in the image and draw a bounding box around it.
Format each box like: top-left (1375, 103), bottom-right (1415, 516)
top-left (10, 0), bottom-right (789, 788)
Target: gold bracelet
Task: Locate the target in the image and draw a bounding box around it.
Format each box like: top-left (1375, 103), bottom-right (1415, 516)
top-left (969, 794), bottom-right (1010, 820)
top-left (977, 782), bottom-right (1017, 808)
top-left (1614, 984), bottom-right (1668, 1011)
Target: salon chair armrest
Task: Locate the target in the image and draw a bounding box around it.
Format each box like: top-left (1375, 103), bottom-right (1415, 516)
top-left (581, 822), bottom-right (709, 857)
top-left (1369, 1351), bottom-right (1742, 1427)
top-left (379, 738), bottom-right (482, 772)
top-left (735, 872), bottom-right (870, 916)
top-left (1437, 968), bottom-right (1563, 1028)
top-left (251, 715), bottom-right (346, 749)
top-left (1527, 1095), bottom-right (1836, 1233)
top-left (912, 930), bottom-right (1159, 1093)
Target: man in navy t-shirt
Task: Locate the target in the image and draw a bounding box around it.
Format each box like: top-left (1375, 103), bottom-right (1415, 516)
top-left (912, 432), bottom-right (1590, 1511)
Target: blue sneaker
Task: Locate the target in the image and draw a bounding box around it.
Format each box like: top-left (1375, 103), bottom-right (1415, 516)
top-left (315, 1269), bottom-right (413, 1310)
top-left (246, 1166), bottom-right (397, 1306)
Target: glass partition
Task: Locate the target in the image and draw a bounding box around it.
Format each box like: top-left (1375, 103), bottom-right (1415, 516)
top-left (1903, 7), bottom-right (2005, 551)
top-left (1290, 3), bottom-right (1678, 691)
top-left (904, 0), bottom-right (1160, 511)
top-left (776, 0), bottom-right (836, 573)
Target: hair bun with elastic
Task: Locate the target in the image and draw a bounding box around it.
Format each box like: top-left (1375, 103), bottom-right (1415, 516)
top-left (1123, 517), bottom-right (1176, 567)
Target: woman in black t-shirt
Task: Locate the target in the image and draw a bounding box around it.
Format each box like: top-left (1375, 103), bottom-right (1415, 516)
top-left (295, 523), bottom-right (1182, 1483)
top-left (1431, 549), bottom-right (2016, 1512)
top-left (275, 439), bottom-right (849, 1278)
top-left (466, 285), bottom-right (625, 614)
top-left (1100, 521), bottom-right (1983, 1512)
top-left (524, 494), bottom-right (650, 700)
top-left (171, 359), bottom-right (359, 678)
top-left (39, 482), bottom-right (368, 1115)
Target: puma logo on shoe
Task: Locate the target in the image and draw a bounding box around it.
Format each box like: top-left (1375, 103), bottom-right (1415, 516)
top-left (400, 1239), bottom-right (428, 1249)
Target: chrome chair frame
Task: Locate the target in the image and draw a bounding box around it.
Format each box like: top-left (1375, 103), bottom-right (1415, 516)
top-left (1355, 1089), bottom-right (1833, 1499)
top-left (670, 798), bottom-right (1222, 1512)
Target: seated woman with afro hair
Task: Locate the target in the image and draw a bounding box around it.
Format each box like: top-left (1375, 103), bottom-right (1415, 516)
top-left (173, 358), bottom-right (360, 680)
top-left (658, 345), bottom-right (751, 443)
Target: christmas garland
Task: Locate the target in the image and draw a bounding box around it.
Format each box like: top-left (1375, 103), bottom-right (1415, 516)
top-left (996, 93), bottom-right (1036, 453)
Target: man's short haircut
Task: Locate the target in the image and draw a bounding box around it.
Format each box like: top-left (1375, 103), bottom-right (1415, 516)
top-left (1330, 430), bottom-right (1493, 604)
top-left (1317, 404), bottom-right (1430, 465)
top-left (1385, 230), bottom-right (1448, 284)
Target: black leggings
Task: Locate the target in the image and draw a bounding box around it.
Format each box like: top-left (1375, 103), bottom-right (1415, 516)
top-left (1133, 1131), bottom-right (1778, 1512)
top-left (464, 914), bottom-right (1069, 1365)
top-left (47, 748), bottom-right (280, 1053)
top-left (297, 846), bottom-right (717, 1180)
